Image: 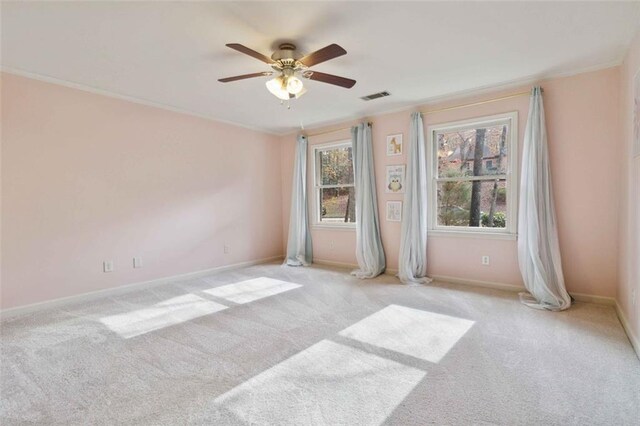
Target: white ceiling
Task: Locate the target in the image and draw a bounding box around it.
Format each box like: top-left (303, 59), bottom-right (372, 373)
top-left (2, 1), bottom-right (639, 134)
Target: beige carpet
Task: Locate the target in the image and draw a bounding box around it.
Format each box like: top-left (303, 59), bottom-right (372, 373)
top-left (1, 262), bottom-right (639, 425)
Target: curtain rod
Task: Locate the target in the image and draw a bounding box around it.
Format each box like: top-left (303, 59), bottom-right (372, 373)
top-left (304, 122), bottom-right (371, 138)
top-left (304, 88), bottom-right (541, 138)
top-left (421, 88), bottom-right (542, 115)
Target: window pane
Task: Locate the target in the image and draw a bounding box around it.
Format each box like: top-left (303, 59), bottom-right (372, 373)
top-left (320, 187), bottom-right (356, 223)
top-left (320, 147), bottom-right (354, 185)
top-left (436, 124), bottom-right (509, 178)
top-left (437, 179), bottom-right (507, 228)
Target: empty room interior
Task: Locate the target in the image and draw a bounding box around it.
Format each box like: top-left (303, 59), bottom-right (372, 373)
top-left (2, 1), bottom-right (640, 424)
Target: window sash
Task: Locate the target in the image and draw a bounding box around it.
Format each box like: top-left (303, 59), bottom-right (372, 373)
top-left (315, 142), bottom-right (353, 187)
top-left (435, 175), bottom-right (508, 183)
top-left (433, 118), bottom-right (512, 137)
top-left (316, 183), bottom-right (355, 189)
top-left (434, 118), bottom-right (511, 180)
top-left (317, 186), bottom-right (356, 224)
top-left (311, 140), bottom-right (356, 227)
top-left (427, 112), bottom-right (518, 236)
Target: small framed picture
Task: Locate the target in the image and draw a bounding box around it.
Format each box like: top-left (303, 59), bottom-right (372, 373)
top-left (386, 133), bottom-right (403, 156)
top-left (385, 165), bottom-right (405, 193)
top-left (386, 201), bottom-right (402, 222)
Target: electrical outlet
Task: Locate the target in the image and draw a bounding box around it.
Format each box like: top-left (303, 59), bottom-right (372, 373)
top-left (133, 257), bottom-right (142, 269)
top-left (632, 288), bottom-right (637, 306)
top-left (481, 256), bottom-right (490, 266)
top-left (224, 245), bottom-right (230, 254)
top-left (329, 240), bottom-right (335, 249)
top-left (103, 260), bottom-right (114, 273)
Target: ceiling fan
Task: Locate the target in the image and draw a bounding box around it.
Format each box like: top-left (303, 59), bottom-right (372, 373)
top-left (218, 43), bottom-right (356, 101)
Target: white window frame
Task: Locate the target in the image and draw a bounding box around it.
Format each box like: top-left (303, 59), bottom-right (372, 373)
top-left (426, 112), bottom-right (518, 240)
top-left (310, 139), bottom-right (356, 229)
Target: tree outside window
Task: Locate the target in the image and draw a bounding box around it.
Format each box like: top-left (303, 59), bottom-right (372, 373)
top-left (314, 142), bottom-right (356, 225)
top-left (429, 112), bottom-right (518, 236)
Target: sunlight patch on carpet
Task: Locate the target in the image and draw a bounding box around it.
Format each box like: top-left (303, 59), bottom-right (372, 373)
top-left (214, 339), bottom-right (425, 425)
top-left (203, 277), bottom-right (301, 304)
top-left (99, 294), bottom-right (228, 338)
top-left (339, 304), bottom-right (475, 363)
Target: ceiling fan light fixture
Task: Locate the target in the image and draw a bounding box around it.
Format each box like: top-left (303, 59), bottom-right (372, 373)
top-left (221, 42), bottom-right (355, 102)
top-left (266, 76), bottom-right (291, 101)
top-left (294, 86), bottom-right (307, 99)
top-left (286, 76), bottom-right (304, 95)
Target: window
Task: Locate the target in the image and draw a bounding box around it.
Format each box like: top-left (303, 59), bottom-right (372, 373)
top-left (427, 112), bottom-right (518, 237)
top-left (312, 141), bottom-right (356, 226)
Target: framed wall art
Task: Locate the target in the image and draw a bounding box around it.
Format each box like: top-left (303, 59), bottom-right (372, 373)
top-left (386, 134), bottom-right (403, 156)
top-left (385, 165), bottom-right (405, 193)
top-left (386, 201), bottom-right (402, 222)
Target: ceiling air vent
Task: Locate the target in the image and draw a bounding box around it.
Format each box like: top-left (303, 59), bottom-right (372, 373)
top-left (361, 91), bottom-right (390, 101)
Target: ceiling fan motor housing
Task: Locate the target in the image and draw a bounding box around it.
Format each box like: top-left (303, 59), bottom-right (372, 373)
top-left (271, 43), bottom-right (303, 65)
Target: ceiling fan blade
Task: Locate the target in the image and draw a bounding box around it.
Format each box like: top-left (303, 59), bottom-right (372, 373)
top-left (226, 43), bottom-right (275, 64)
top-left (218, 72), bottom-right (273, 83)
top-left (305, 71), bottom-right (356, 88)
top-left (299, 44), bottom-right (347, 67)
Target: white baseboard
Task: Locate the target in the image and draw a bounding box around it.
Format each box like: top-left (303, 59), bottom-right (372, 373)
top-left (570, 292), bottom-right (616, 305)
top-left (312, 259), bottom-right (398, 276)
top-left (314, 264), bottom-right (627, 311)
top-left (431, 275), bottom-right (525, 293)
top-left (0, 255), bottom-right (284, 320)
top-left (313, 259), bottom-right (358, 270)
top-left (431, 275), bottom-right (620, 306)
top-left (5, 256), bottom-right (637, 360)
top-left (614, 301), bottom-right (640, 360)
top-left (431, 274), bottom-right (638, 359)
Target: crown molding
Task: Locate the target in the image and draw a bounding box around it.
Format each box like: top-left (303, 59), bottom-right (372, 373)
top-left (285, 58), bottom-right (624, 137)
top-left (0, 67), bottom-right (282, 137)
top-left (1, 57), bottom-right (623, 138)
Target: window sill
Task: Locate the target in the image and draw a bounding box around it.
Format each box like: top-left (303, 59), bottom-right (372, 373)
top-left (312, 224), bottom-right (356, 231)
top-left (428, 229), bottom-right (517, 240)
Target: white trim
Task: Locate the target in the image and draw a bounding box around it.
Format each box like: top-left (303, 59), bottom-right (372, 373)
top-left (426, 111), bottom-right (518, 237)
top-left (432, 274), bottom-right (638, 359)
top-left (313, 259), bottom-right (359, 270)
top-left (310, 139), bottom-right (355, 228)
top-left (4, 61), bottom-right (623, 138)
top-left (312, 259), bottom-right (398, 276)
top-left (429, 113), bottom-right (515, 133)
top-left (385, 268), bottom-right (399, 276)
top-left (0, 255), bottom-right (284, 320)
top-left (430, 275), bottom-right (620, 305)
top-left (311, 225), bottom-right (356, 231)
top-left (431, 275), bottom-right (525, 293)
top-left (436, 175), bottom-right (508, 182)
top-left (615, 301), bottom-right (640, 360)
top-left (288, 61), bottom-right (622, 137)
top-left (315, 263), bottom-right (625, 310)
top-left (0, 67), bottom-right (281, 136)
top-left (428, 230), bottom-right (517, 240)
top-left (312, 140), bottom-right (352, 152)
top-left (570, 292), bottom-right (616, 306)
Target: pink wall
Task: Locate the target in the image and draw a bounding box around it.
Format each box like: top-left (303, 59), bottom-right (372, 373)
top-left (0, 64), bottom-right (628, 311)
top-left (1, 73), bottom-right (283, 310)
top-left (281, 67), bottom-right (622, 297)
top-left (618, 29), bottom-right (640, 347)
